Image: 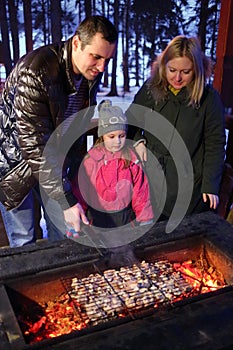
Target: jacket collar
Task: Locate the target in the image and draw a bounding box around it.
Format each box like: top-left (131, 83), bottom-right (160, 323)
top-left (88, 146), bottom-right (123, 161)
top-left (88, 146), bottom-right (139, 163)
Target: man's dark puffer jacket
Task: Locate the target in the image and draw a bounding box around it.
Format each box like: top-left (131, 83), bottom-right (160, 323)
top-left (0, 37), bottom-right (101, 210)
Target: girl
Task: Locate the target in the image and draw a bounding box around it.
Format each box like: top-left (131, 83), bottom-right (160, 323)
top-left (70, 100), bottom-right (154, 231)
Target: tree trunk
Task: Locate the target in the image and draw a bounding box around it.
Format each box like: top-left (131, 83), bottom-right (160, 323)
top-left (210, 0), bottom-right (221, 61)
top-left (41, 0), bottom-right (48, 45)
top-left (198, 0), bottom-right (209, 51)
top-left (84, 0), bottom-right (92, 17)
top-left (0, 0), bottom-right (12, 76)
top-left (134, 22), bottom-right (140, 87)
top-left (107, 0), bottom-right (119, 96)
top-left (51, 0), bottom-right (62, 42)
top-left (101, 0), bottom-right (105, 13)
top-left (8, 0), bottom-right (19, 63)
top-left (22, 0), bottom-right (33, 52)
top-left (123, 0), bottom-right (130, 92)
top-left (102, 0), bottom-right (109, 88)
top-left (92, 0), bottom-right (96, 13)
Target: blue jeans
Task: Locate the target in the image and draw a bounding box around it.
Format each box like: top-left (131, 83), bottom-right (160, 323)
top-left (0, 186), bottom-right (66, 247)
top-left (37, 186), bottom-right (66, 242)
top-left (0, 191), bottom-right (36, 247)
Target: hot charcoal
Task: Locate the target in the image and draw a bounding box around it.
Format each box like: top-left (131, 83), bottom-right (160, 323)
top-left (0, 212), bottom-right (233, 350)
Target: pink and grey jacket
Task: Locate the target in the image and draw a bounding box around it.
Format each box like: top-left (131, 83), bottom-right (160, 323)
top-left (71, 145), bottom-right (154, 224)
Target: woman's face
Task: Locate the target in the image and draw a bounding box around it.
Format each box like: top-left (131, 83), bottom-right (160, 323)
top-left (103, 130), bottom-right (126, 153)
top-left (166, 56), bottom-right (194, 90)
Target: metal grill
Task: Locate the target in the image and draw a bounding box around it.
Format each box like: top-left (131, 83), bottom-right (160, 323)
top-left (61, 259), bottom-right (193, 326)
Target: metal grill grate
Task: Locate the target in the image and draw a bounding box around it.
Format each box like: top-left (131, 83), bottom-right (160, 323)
top-left (61, 259), bottom-right (193, 326)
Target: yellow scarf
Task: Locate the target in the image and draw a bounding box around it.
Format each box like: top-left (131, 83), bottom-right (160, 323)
top-left (168, 85), bottom-right (180, 96)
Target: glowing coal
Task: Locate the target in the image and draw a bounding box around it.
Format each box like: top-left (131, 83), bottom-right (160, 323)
top-left (21, 257), bottom-right (226, 344)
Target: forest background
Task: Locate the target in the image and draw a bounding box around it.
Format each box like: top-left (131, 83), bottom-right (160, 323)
top-left (0, 0), bottom-right (221, 96)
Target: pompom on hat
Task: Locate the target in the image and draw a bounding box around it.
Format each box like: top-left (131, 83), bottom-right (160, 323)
top-left (98, 100), bottom-right (128, 137)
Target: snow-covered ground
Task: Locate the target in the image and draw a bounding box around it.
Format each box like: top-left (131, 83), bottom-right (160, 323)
top-left (97, 86), bottom-right (139, 109)
top-left (96, 85), bottom-right (140, 119)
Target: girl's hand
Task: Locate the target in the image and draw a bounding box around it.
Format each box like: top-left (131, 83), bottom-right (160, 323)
top-left (135, 142), bottom-right (147, 164)
top-left (64, 202), bottom-right (89, 233)
top-left (203, 193), bottom-right (219, 209)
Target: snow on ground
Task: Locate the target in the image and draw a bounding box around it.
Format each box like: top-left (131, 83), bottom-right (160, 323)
top-left (96, 85), bottom-right (140, 111)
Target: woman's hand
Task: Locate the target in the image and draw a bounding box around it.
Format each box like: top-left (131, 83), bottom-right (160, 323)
top-left (135, 142), bottom-right (147, 165)
top-left (202, 193), bottom-right (219, 209)
top-left (64, 202), bottom-right (89, 233)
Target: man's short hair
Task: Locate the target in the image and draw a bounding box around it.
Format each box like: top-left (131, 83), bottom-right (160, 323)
top-left (75, 15), bottom-right (118, 49)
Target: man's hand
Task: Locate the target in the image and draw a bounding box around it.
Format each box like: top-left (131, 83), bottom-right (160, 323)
top-left (135, 142), bottom-right (147, 164)
top-left (63, 202), bottom-right (89, 233)
top-left (203, 193), bottom-right (219, 209)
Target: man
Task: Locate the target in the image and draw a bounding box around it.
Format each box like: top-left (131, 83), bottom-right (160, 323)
top-left (0, 15), bottom-right (118, 246)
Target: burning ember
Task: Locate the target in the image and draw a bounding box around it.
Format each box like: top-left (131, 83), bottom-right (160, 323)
top-left (174, 253), bottom-right (226, 294)
top-left (22, 293), bottom-right (88, 343)
top-left (20, 257), bottom-right (226, 344)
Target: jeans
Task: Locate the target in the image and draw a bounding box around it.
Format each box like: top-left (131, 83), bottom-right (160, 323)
top-left (0, 185), bottom-right (67, 247)
top-left (0, 191), bottom-right (36, 247)
top-left (38, 186), bottom-right (66, 242)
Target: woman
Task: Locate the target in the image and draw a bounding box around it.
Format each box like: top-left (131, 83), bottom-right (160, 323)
top-left (126, 36), bottom-right (226, 221)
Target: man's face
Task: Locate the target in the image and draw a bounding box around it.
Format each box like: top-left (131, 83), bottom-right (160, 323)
top-left (71, 32), bottom-right (116, 80)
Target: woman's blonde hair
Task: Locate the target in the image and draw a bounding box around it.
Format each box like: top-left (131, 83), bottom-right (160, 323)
top-left (151, 36), bottom-right (213, 107)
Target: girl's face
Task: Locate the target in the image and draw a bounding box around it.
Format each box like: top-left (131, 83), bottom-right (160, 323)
top-left (166, 56), bottom-right (194, 90)
top-left (103, 130), bottom-right (126, 153)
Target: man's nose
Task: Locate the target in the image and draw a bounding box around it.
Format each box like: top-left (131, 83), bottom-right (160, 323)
top-left (96, 58), bottom-right (106, 72)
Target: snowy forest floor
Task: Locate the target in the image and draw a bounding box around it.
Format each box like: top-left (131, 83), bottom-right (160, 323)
top-left (96, 86), bottom-right (139, 110)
